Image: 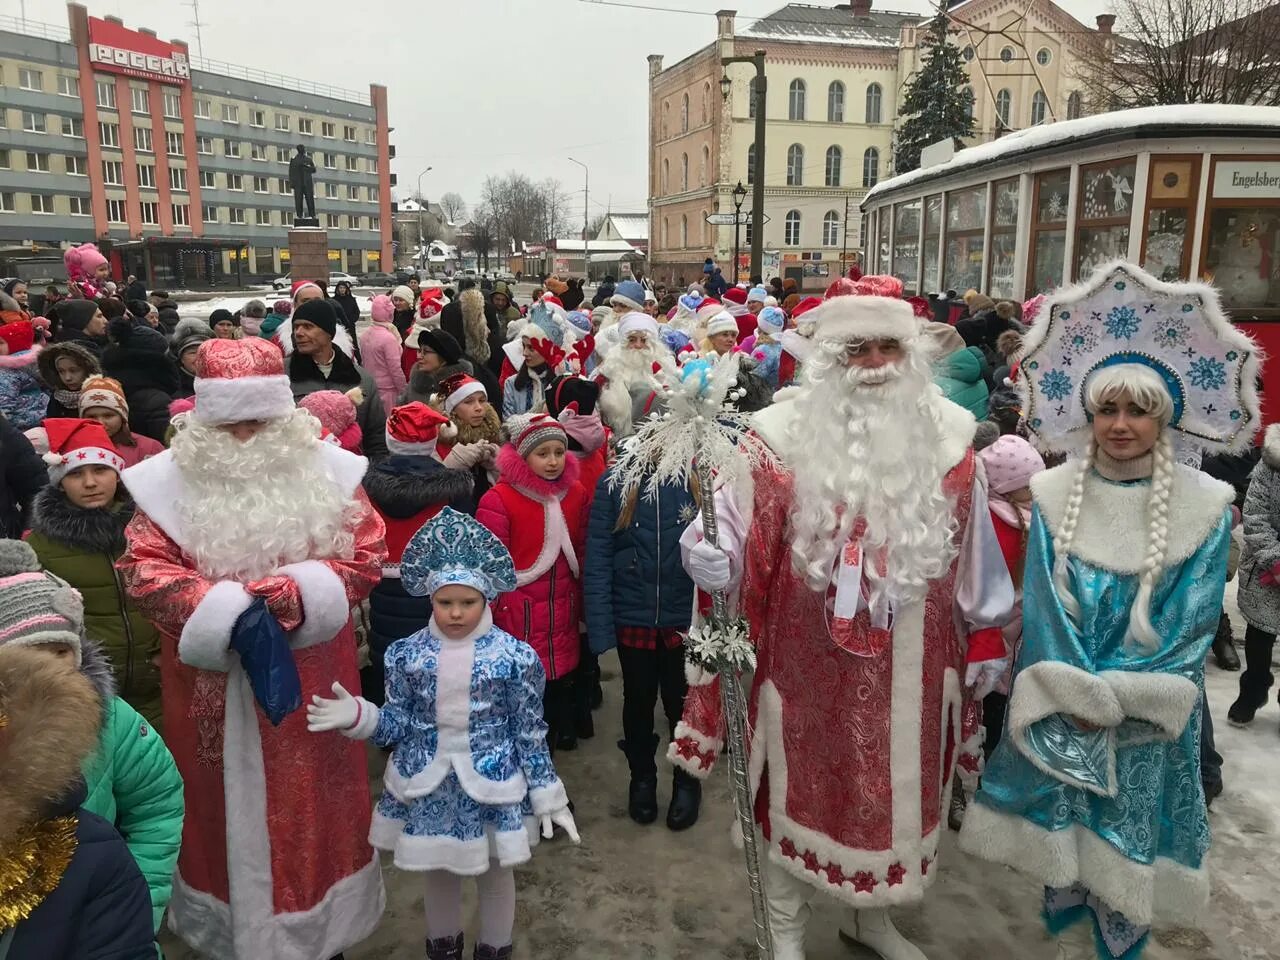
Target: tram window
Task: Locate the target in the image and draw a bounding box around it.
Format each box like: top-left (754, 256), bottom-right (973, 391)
top-left (1143, 158), bottom-right (1199, 283)
top-left (892, 200), bottom-right (922, 295)
top-left (922, 196), bottom-right (942, 294)
top-left (1204, 208), bottom-right (1280, 310)
top-left (988, 178), bottom-right (1020, 298)
top-left (877, 207), bottom-right (891, 273)
top-left (1143, 208), bottom-right (1190, 282)
top-left (944, 186), bottom-right (985, 294)
top-left (1075, 159), bottom-right (1135, 280)
top-left (1030, 168), bottom-right (1071, 292)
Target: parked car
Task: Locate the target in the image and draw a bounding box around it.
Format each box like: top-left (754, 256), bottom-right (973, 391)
top-left (272, 272), bottom-right (292, 291)
top-left (359, 271), bottom-right (397, 286)
top-left (327, 271), bottom-right (360, 288)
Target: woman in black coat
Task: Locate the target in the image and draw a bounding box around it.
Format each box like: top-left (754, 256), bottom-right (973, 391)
top-left (102, 320), bottom-right (181, 443)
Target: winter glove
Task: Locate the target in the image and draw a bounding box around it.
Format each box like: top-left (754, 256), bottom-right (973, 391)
top-left (965, 658), bottom-right (1009, 700)
top-left (539, 805), bottom-right (580, 843)
top-left (686, 539), bottom-right (732, 592)
top-left (1260, 560), bottom-right (1280, 586)
top-left (306, 681), bottom-right (378, 739)
top-left (443, 442), bottom-right (486, 470)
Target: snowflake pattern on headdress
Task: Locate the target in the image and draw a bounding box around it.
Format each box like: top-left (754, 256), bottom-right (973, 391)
top-left (400, 507), bottom-right (517, 601)
top-left (1018, 261), bottom-right (1260, 456)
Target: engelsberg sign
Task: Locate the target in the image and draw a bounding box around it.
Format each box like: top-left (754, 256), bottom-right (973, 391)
top-left (87, 17), bottom-right (189, 85)
top-left (1213, 161), bottom-right (1280, 199)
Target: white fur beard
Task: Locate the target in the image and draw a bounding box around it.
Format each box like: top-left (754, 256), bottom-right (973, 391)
top-left (597, 345), bottom-right (664, 436)
top-left (170, 411), bottom-right (356, 581)
top-left (785, 350), bottom-right (960, 603)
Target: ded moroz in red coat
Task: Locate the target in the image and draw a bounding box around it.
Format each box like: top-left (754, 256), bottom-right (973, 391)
top-left (476, 444), bottom-right (588, 680)
top-left (670, 397), bottom-right (1013, 907)
top-left (117, 443), bottom-right (387, 960)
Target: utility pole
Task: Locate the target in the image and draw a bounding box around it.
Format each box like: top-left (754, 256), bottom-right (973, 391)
top-left (720, 50), bottom-right (767, 281)
top-left (569, 157), bottom-right (589, 283)
top-left (841, 193), bottom-right (850, 273)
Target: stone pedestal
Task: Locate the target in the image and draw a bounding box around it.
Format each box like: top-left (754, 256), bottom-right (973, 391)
top-left (288, 228), bottom-right (330, 287)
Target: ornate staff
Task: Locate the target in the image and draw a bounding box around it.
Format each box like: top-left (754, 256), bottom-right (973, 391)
top-left (610, 353), bottom-right (775, 959)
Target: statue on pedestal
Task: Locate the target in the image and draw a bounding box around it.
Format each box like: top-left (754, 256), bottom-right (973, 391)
top-left (289, 145), bottom-right (317, 222)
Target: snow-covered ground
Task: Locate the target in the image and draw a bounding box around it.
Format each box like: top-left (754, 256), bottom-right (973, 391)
top-left (175, 293), bottom-right (376, 320)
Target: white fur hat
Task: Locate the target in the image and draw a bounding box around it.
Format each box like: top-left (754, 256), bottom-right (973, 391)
top-left (617, 313), bottom-right (660, 340)
top-left (808, 295), bottom-right (917, 345)
top-left (705, 311), bottom-right (738, 338)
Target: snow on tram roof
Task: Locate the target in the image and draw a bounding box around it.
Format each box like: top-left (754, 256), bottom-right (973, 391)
top-left (863, 104), bottom-right (1280, 207)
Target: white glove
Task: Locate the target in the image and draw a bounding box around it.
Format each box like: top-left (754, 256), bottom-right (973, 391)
top-left (965, 659), bottom-right (1009, 700)
top-left (443, 442), bottom-right (485, 470)
top-left (539, 805), bottom-right (580, 843)
top-left (306, 681), bottom-right (376, 738)
top-left (686, 539), bottom-right (732, 592)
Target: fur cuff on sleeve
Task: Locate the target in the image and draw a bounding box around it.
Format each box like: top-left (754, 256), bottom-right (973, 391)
top-left (528, 778), bottom-right (569, 816)
top-left (1101, 671), bottom-right (1200, 741)
top-left (667, 720), bottom-right (723, 780)
top-left (685, 660), bottom-right (717, 687)
top-left (1009, 660), bottom-right (1125, 731)
top-left (346, 697), bottom-right (381, 740)
top-left (179, 580), bottom-right (254, 672)
top-left (277, 560), bottom-right (352, 650)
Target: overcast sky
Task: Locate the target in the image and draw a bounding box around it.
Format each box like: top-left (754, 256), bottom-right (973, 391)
top-left (25, 0), bottom-right (1109, 220)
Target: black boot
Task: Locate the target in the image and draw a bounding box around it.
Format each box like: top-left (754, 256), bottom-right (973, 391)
top-left (666, 769), bottom-right (702, 831)
top-left (474, 946), bottom-right (512, 960)
top-left (426, 933), bottom-right (464, 960)
top-left (1229, 629), bottom-right (1276, 726)
top-left (573, 656), bottom-right (595, 740)
top-left (628, 776), bottom-right (659, 824)
top-left (1212, 613), bottom-right (1240, 671)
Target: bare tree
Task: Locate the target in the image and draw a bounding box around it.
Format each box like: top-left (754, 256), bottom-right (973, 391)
top-left (438, 191), bottom-right (467, 223)
top-left (1075, 0), bottom-right (1280, 108)
top-left (480, 173), bottom-right (576, 253)
top-left (464, 203), bottom-right (497, 272)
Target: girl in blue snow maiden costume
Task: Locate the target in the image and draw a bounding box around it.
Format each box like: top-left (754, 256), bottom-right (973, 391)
top-left (307, 507), bottom-right (580, 960)
top-left (959, 262), bottom-right (1260, 960)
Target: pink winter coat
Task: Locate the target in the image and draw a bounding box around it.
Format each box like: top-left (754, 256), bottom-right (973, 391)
top-left (358, 320), bottom-right (408, 410)
top-left (476, 446), bottom-right (588, 680)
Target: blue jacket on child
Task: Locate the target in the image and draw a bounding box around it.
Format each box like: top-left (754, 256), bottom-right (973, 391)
top-left (583, 468), bottom-right (697, 654)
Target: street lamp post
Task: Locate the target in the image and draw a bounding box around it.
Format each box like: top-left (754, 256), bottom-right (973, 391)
top-left (415, 166), bottom-right (432, 271)
top-left (568, 157), bottom-right (589, 284)
top-left (732, 180), bottom-right (747, 285)
top-left (721, 50), bottom-right (766, 282)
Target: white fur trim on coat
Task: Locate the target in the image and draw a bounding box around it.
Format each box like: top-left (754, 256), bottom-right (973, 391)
top-left (276, 560), bottom-right (351, 650)
top-left (527, 778), bottom-right (569, 817)
top-left (1262, 422), bottom-right (1280, 470)
top-left (809, 295), bottom-right (917, 346)
top-left (193, 374), bottom-right (296, 425)
top-left (178, 580), bottom-right (254, 672)
top-left (383, 752), bottom-right (529, 805)
top-left (370, 810), bottom-right (538, 875)
top-left (1032, 462), bottom-right (1232, 575)
top-left (666, 720), bottom-right (724, 781)
top-left (1102, 670), bottom-right (1200, 743)
top-left (959, 802), bottom-right (1208, 928)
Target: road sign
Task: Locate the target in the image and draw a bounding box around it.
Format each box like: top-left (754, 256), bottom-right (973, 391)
top-left (704, 212), bottom-right (770, 226)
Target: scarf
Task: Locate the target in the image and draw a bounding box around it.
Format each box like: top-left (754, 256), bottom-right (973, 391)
top-left (53, 388), bottom-right (81, 408)
top-left (288, 344), bottom-right (363, 389)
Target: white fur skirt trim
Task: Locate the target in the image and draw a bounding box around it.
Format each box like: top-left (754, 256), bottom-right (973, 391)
top-left (370, 811), bottom-right (539, 875)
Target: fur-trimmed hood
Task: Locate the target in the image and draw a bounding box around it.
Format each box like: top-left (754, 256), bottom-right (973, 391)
top-left (495, 442), bottom-right (581, 499)
top-left (31, 485), bottom-right (135, 555)
top-left (36, 340), bottom-right (100, 389)
top-left (0, 646), bottom-right (102, 840)
top-left (1263, 423), bottom-right (1280, 471)
top-left (452, 403), bottom-right (502, 446)
top-left (363, 456), bottom-right (474, 519)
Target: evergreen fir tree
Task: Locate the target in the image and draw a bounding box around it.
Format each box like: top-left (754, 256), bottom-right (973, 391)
top-left (893, 11), bottom-right (976, 175)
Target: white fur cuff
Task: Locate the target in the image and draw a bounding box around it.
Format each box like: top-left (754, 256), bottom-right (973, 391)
top-left (179, 580), bottom-right (254, 672)
top-left (667, 720), bottom-right (724, 780)
top-left (277, 560), bottom-right (351, 650)
top-left (193, 374), bottom-right (296, 426)
top-left (528, 778), bottom-right (569, 816)
top-left (1101, 671), bottom-right (1200, 741)
top-left (685, 660), bottom-right (717, 687)
top-left (1009, 661), bottom-right (1125, 731)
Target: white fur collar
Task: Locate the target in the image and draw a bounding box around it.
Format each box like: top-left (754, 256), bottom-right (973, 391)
top-left (750, 393), bottom-right (976, 475)
top-left (1263, 423), bottom-right (1280, 471)
top-left (1031, 462), bottom-right (1231, 575)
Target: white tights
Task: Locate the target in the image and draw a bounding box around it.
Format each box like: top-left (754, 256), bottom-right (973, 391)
top-left (422, 861), bottom-right (516, 948)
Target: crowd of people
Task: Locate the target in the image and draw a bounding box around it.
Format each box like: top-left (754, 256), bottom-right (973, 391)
top-left (0, 239), bottom-right (1267, 960)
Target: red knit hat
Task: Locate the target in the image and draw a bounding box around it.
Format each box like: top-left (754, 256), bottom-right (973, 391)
top-left (723, 287), bottom-right (748, 305)
top-left (0, 321), bottom-right (34, 354)
top-left (298, 388), bottom-right (363, 452)
top-left (385, 402), bottom-right (456, 457)
top-left (192, 338), bottom-right (294, 425)
top-left (790, 297), bottom-right (823, 321)
top-left (41, 418), bottom-right (125, 483)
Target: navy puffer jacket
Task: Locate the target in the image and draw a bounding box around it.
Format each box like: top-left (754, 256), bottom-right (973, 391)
top-left (584, 468), bottom-right (698, 654)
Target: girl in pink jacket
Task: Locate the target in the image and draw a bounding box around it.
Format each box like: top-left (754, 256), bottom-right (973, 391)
top-left (359, 294), bottom-right (408, 410)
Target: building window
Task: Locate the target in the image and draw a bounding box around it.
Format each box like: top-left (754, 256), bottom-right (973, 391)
top-left (203, 203), bottom-right (218, 223)
top-left (865, 83), bottom-right (883, 124)
top-left (327, 214), bottom-right (339, 228)
top-left (196, 135), bottom-right (213, 154)
top-left (345, 155), bottom-right (359, 172)
top-left (323, 153), bottom-right (337, 169)
top-left (254, 176), bottom-right (269, 193)
top-left (823, 210), bottom-right (840, 246)
top-left (228, 207), bottom-right (246, 224)
top-left (224, 139), bottom-right (241, 158)
top-left (825, 145), bottom-right (842, 187)
top-left (61, 117), bottom-right (84, 138)
top-left (701, 82), bottom-right (710, 124)
top-left (18, 68), bottom-right (43, 91)
top-left (681, 93), bottom-right (689, 134)
top-left (131, 87), bottom-right (149, 114)
top-left (249, 109), bottom-right (265, 127)
top-left (1000, 46), bottom-right (1014, 62)
top-left (282, 210), bottom-right (295, 226)
top-left (166, 131), bottom-right (184, 156)
top-left (325, 182), bottom-right (339, 200)
top-left (137, 163), bottom-right (156, 188)
top-left (272, 146), bottom-right (286, 163)
top-left (351, 216), bottom-right (362, 230)
top-left (700, 144), bottom-right (709, 187)
top-left (347, 184), bottom-right (360, 200)
top-left (1036, 47), bottom-right (1052, 66)
top-left (964, 86), bottom-right (975, 120)
top-left (366, 128), bottom-right (377, 145)
top-left (298, 118), bottom-right (313, 135)
top-left (1067, 91), bottom-right (1083, 120)
top-left (30, 194), bottom-right (54, 214)
top-left (139, 201), bottom-right (159, 224)
top-left (278, 177), bottom-right (290, 193)
top-left (256, 209), bottom-right (272, 226)
top-left (22, 112), bottom-right (45, 134)
top-left (107, 198), bottom-right (127, 223)
top-left (100, 122), bottom-right (120, 148)
top-left (788, 79), bottom-right (806, 120)
top-left (172, 203), bottom-right (190, 226)
top-left (0, 150), bottom-right (8, 169)
top-left (102, 161), bottom-right (124, 185)
top-left (200, 170), bottom-right (216, 188)
top-left (58, 74), bottom-right (78, 97)
top-left (1030, 91), bottom-right (1049, 126)
top-left (786, 143), bottom-right (804, 186)
top-left (275, 113), bottom-right (290, 131)
top-left (828, 81), bottom-right (845, 122)
top-left (227, 174), bottom-right (244, 191)
top-left (369, 157), bottom-right (378, 174)
top-left (784, 209), bottom-right (801, 246)
top-left (26, 152), bottom-right (50, 173)
top-left (322, 121), bottom-right (335, 138)
top-left (369, 216), bottom-right (380, 231)
top-left (995, 89), bottom-right (1012, 129)
top-left (134, 127), bottom-right (152, 152)
top-left (963, 45), bottom-right (975, 61)
top-left (681, 153), bottom-right (689, 191)
top-left (0, 194), bottom-right (13, 213)
top-left (192, 97), bottom-right (209, 118)
top-left (251, 143), bottom-right (267, 161)
top-left (862, 147), bottom-right (880, 187)
top-left (69, 196), bottom-right (90, 216)
top-left (96, 79), bottom-right (116, 109)
top-left (661, 100), bottom-right (669, 138)
top-left (661, 158), bottom-right (669, 194)
top-left (65, 155), bottom-right (87, 176)
top-left (369, 186), bottom-right (379, 202)
top-left (163, 91), bottom-right (181, 118)
top-left (748, 76), bottom-right (759, 120)
top-left (680, 214), bottom-right (688, 248)
top-left (170, 167), bottom-right (187, 191)
top-left (343, 124), bottom-right (356, 141)
top-left (221, 103), bottom-right (239, 123)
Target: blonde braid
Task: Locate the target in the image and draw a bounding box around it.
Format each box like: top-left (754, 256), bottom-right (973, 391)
top-left (1127, 431), bottom-right (1175, 650)
top-left (1052, 440), bottom-right (1095, 628)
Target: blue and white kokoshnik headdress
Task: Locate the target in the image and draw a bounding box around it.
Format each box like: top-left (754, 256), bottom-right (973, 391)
top-left (400, 507), bottom-right (517, 601)
top-left (1017, 260), bottom-right (1261, 456)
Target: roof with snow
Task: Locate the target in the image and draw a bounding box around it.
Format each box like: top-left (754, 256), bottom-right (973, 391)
top-left (745, 3), bottom-right (921, 48)
top-left (602, 214), bottom-right (650, 242)
top-left (863, 104), bottom-right (1280, 207)
top-left (547, 238), bottom-right (642, 254)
